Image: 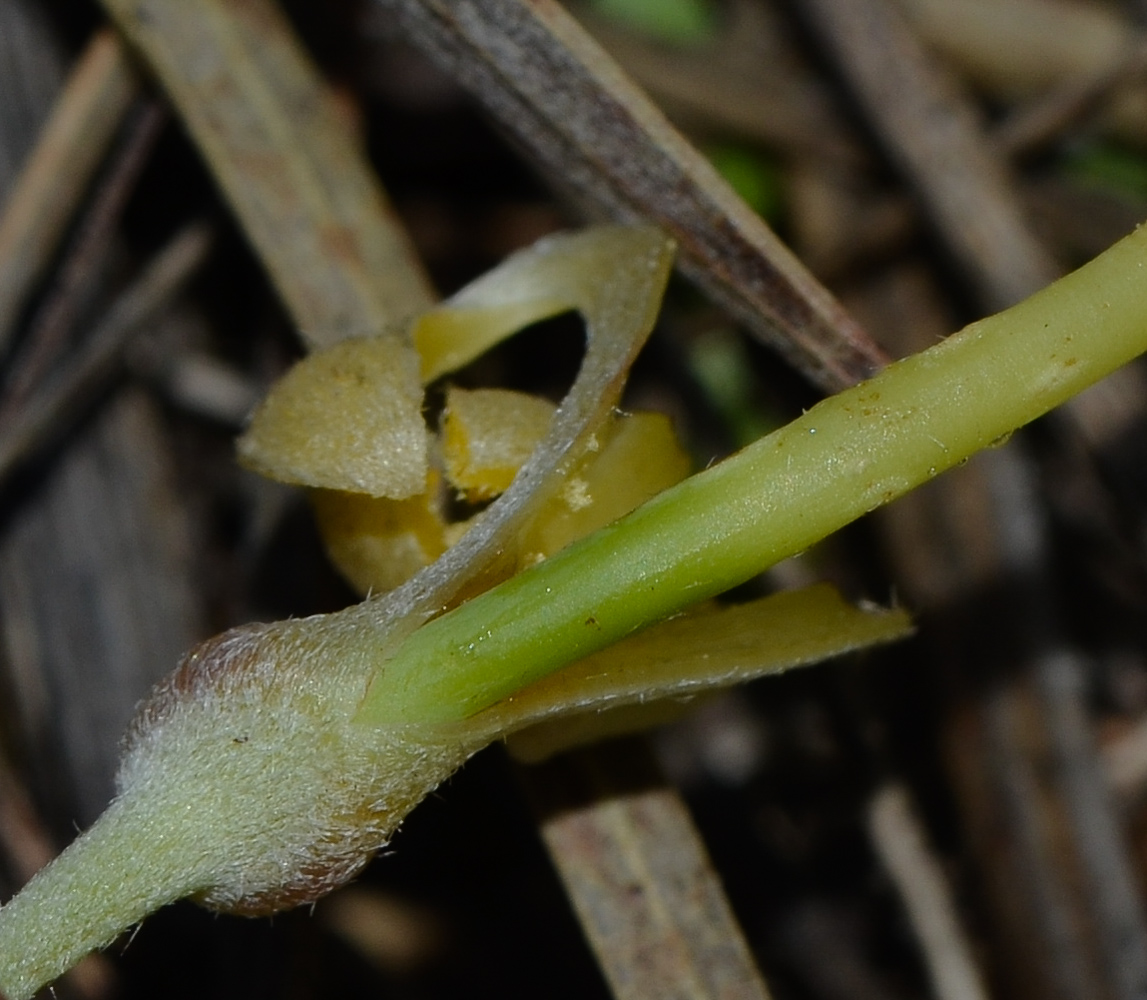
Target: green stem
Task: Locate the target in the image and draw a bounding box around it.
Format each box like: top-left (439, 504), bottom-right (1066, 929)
top-left (359, 221), bottom-right (1147, 725)
top-left (0, 797), bottom-right (206, 1000)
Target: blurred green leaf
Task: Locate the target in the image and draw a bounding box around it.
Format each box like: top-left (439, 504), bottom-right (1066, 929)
top-left (1064, 142), bottom-right (1147, 205)
top-left (704, 143), bottom-right (783, 222)
top-left (586, 0), bottom-right (715, 45)
top-left (687, 327), bottom-right (779, 448)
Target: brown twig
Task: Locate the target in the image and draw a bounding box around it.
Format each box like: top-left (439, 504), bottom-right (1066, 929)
top-left (0, 29), bottom-right (139, 355)
top-left (896, 0), bottom-right (1147, 149)
top-left (523, 737), bottom-right (774, 1000)
top-left (132, 349), bottom-right (259, 428)
top-left (99, 0), bottom-right (436, 346)
top-left (0, 748), bottom-right (54, 885)
top-left (1034, 649), bottom-right (1147, 1000)
top-left (994, 38), bottom-right (1147, 159)
top-left (799, 0), bottom-right (1060, 312)
top-left (904, 448), bottom-right (1147, 1000)
top-left (984, 437), bottom-right (1147, 1000)
top-left (580, 0), bottom-right (869, 171)
top-left (0, 97), bottom-right (167, 418)
top-left (377, 0), bottom-right (890, 392)
top-left (868, 783), bottom-right (991, 1000)
top-left (0, 220), bottom-right (214, 490)
top-left (1103, 712), bottom-right (1147, 799)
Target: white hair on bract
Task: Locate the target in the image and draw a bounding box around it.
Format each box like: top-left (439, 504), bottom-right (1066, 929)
top-left (114, 614), bottom-right (481, 916)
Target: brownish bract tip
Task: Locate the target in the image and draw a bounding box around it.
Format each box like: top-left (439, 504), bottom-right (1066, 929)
top-left (121, 622), bottom-right (281, 757)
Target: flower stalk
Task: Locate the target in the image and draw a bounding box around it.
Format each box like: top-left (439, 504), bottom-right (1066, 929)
top-left (358, 220), bottom-right (1147, 724)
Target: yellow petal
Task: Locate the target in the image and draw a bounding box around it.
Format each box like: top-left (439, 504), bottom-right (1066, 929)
top-left (237, 334), bottom-right (427, 499)
top-left (390, 226), bottom-right (676, 611)
top-left (520, 410), bottom-right (692, 563)
top-left (414, 300), bottom-right (568, 385)
top-left (311, 474), bottom-right (447, 595)
top-left (247, 227), bottom-right (677, 611)
top-left (441, 387), bottom-right (556, 501)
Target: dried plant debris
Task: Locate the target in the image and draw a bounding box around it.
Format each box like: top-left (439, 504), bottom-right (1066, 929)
top-left (5, 3), bottom-right (1147, 1000)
